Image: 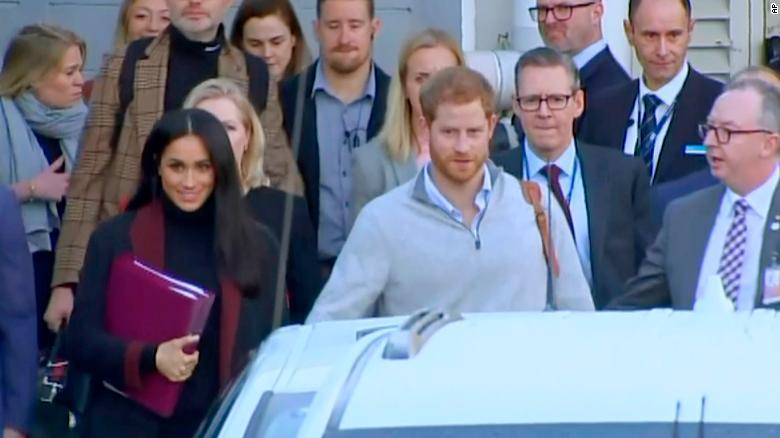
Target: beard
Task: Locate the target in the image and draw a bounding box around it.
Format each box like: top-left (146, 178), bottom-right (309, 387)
top-left (324, 49), bottom-right (371, 75)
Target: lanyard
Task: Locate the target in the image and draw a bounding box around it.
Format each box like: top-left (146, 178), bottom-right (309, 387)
top-left (523, 153), bottom-right (579, 205)
top-left (634, 96), bottom-right (676, 155)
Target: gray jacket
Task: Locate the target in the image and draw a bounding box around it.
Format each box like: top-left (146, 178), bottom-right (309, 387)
top-left (351, 137), bottom-right (417, 221)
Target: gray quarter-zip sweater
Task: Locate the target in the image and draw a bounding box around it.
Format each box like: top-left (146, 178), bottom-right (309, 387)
top-left (306, 161), bottom-right (594, 322)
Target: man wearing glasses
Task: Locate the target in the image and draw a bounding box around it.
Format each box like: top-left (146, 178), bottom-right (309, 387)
top-left (610, 78), bottom-right (780, 310)
top-left (493, 47), bottom-right (655, 309)
top-left (493, 0), bottom-right (628, 151)
top-left (577, 0), bottom-right (722, 185)
top-left (530, 0), bottom-right (628, 94)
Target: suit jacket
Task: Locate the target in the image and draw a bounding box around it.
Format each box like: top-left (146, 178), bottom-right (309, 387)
top-left (244, 187), bottom-right (322, 323)
top-left (492, 142), bottom-right (656, 308)
top-left (350, 136), bottom-right (418, 220)
top-left (610, 182), bottom-right (780, 310)
top-left (579, 46), bottom-right (630, 97)
top-left (280, 60), bottom-right (391, 231)
top-left (0, 186), bottom-right (37, 433)
top-left (652, 168), bottom-right (719, 225)
top-left (577, 66), bottom-right (723, 184)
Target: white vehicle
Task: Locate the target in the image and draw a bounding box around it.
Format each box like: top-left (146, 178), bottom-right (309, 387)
top-left (197, 309), bottom-right (780, 437)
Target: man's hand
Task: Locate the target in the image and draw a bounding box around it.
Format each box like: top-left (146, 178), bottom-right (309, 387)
top-left (44, 286), bottom-right (74, 332)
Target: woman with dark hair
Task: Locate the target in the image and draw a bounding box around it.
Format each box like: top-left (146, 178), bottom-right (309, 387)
top-left (231, 0), bottom-right (312, 79)
top-left (66, 108), bottom-right (281, 438)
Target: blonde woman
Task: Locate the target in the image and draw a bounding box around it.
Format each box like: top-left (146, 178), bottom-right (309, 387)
top-left (0, 24), bottom-right (88, 352)
top-left (113, 0), bottom-right (170, 49)
top-left (351, 28), bottom-right (465, 219)
top-left (184, 79), bottom-right (321, 323)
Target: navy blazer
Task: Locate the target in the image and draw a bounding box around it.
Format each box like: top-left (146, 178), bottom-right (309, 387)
top-left (279, 60), bottom-right (391, 233)
top-left (577, 66), bottom-right (723, 184)
top-left (492, 46), bottom-right (630, 152)
top-left (492, 142), bottom-right (657, 308)
top-left (0, 186), bottom-right (37, 433)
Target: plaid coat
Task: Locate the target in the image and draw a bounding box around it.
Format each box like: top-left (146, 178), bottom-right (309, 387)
top-left (52, 31), bottom-right (302, 287)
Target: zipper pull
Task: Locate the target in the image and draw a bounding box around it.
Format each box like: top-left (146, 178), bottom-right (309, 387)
top-left (475, 239), bottom-right (481, 250)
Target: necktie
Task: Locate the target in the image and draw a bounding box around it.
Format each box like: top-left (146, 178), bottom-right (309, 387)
top-left (541, 164), bottom-right (575, 238)
top-left (717, 199), bottom-right (749, 304)
top-left (638, 94), bottom-right (663, 177)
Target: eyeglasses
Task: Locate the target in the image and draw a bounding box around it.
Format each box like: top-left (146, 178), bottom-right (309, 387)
top-left (529, 2), bottom-right (596, 22)
top-left (697, 123), bottom-right (774, 144)
top-left (516, 94), bottom-right (574, 111)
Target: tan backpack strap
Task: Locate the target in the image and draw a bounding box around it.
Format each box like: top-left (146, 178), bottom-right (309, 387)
top-left (520, 181), bottom-right (560, 277)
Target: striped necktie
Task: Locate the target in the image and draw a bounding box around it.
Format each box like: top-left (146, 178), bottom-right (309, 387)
top-left (638, 94), bottom-right (663, 177)
top-left (717, 199), bottom-right (749, 304)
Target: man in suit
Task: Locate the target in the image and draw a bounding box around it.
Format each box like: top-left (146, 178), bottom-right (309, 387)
top-left (493, 0), bottom-right (630, 153)
top-left (0, 186), bottom-right (37, 438)
top-left (577, 0), bottom-right (723, 185)
top-left (494, 47), bottom-right (655, 309)
top-left (280, 0), bottom-right (390, 276)
top-left (48, 0), bottom-right (305, 332)
top-left (532, 0), bottom-right (629, 93)
top-left (610, 78), bottom-right (780, 310)
top-left (651, 66), bottom-right (780, 223)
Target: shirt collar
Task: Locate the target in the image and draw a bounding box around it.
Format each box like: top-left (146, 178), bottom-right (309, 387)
top-left (523, 138), bottom-right (577, 178)
top-left (312, 60), bottom-right (377, 101)
top-left (639, 61), bottom-right (689, 106)
top-left (572, 40), bottom-right (607, 70)
top-left (423, 162), bottom-right (492, 215)
top-left (722, 166), bottom-right (780, 220)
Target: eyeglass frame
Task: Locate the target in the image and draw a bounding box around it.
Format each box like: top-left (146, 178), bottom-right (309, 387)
top-left (528, 1), bottom-right (597, 22)
top-left (515, 93), bottom-right (576, 112)
top-left (697, 123), bottom-right (775, 144)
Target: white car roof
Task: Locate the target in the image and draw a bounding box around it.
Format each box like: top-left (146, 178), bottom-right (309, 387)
top-left (215, 310), bottom-right (780, 437)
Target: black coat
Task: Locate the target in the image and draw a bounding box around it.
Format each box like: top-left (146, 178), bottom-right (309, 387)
top-left (244, 187), bottom-right (321, 323)
top-left (577, 66), bottom-right (723, 184)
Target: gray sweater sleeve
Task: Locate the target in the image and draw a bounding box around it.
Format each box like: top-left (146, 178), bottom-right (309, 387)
top-left (546, 189), bottom-right (595, 311)
top-left (306, 207), bottom-right (391, 322)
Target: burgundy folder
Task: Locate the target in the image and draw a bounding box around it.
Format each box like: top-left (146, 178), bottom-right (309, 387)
top-left (104, 252), bottom-right (215, 417)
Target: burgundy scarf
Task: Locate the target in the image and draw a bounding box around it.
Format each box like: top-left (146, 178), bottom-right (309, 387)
top-left (129, 199), bottom-right (241, 386)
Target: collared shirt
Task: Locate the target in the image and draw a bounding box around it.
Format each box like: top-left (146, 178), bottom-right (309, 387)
top-left (423, 163), bottom-right (492, 236)
top-left (572, 39), bottom-right (608, 71)
top-left (313, 61), bottom-right (376, 259)
top-left (623, 62), bottom-right (690, 182)
top-left (524, 139), bottom-right (592, 286)
top-left (695, 166), bottom-right (780, 310)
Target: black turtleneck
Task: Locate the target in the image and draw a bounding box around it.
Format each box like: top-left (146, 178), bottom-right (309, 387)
top-left (157, 195), bottom-right (222, 431)
top-left (164, 25), bottom-right (222, 111)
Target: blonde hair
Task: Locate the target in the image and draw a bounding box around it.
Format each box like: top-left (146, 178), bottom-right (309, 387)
top-left (378, 28), bottom-right (465, 162)
top-left (183, 79), bottom-right (269, 189)
top-left (0, 24), bottom-right (86, 98)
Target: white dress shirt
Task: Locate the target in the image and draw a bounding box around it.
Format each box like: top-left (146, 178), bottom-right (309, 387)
top-left (623, 62), bottom-right (690, 183)
top-left (573, 39), bottom-right (608, 71)
top-left (695, 167), bottom-right (780, 310)
top-left (524, 139), bottom-right (592, 286)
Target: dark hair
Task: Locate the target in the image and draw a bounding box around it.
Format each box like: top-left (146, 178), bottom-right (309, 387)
top-left (628, 0), bottom-right (691, 20)
top-left (514, 46), bottom-right (580, 93)
top-left (127, 108), bottom-right (268, 296)
top-left (420, 66), bottom-right (496, 123)
top-left (231, 0), bottom-right (312, 78)
top-left (316, 0), bottom-right (375, 18)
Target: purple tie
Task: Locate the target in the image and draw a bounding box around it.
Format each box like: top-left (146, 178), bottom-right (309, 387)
top-left (717, 199), bottom-right (749, 304)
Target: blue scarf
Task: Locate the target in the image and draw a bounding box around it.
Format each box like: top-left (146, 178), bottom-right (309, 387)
top-left (0, 91), bottom-right (87, 252)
